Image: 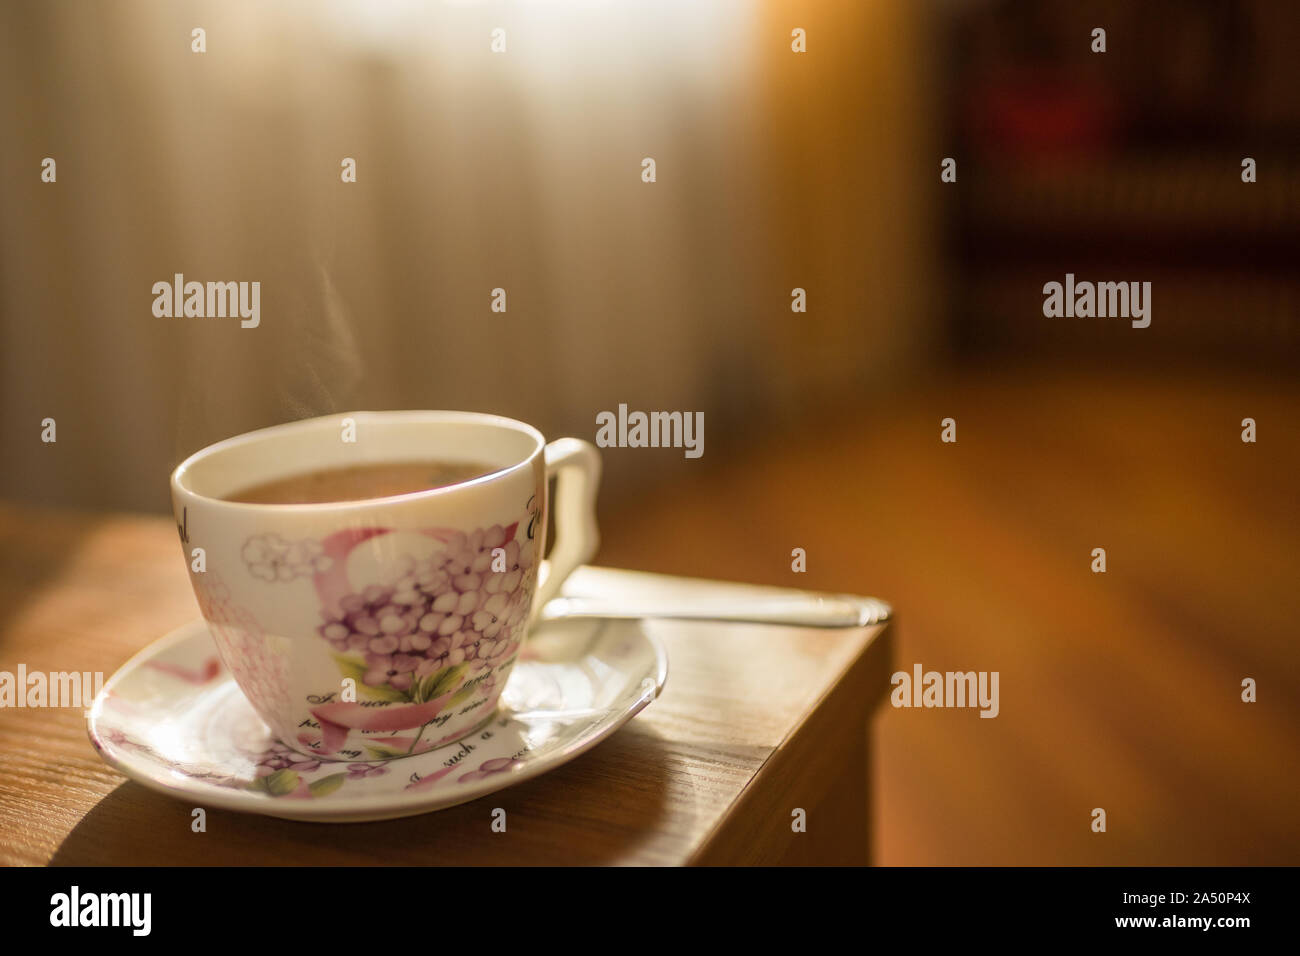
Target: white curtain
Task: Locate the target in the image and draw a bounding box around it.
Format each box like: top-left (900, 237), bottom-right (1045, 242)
top-left (0, 0), bottom-right (936, 511)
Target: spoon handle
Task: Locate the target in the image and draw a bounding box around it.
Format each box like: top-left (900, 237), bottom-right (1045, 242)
top-left (540, 593), bottom-right (891, 629)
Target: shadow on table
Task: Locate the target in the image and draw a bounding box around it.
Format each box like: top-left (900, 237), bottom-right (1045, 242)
top-left (53, 723), bottom-right (678, 865)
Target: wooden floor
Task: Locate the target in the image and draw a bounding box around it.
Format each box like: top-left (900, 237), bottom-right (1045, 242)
top-left (596, 362), bottom-right (1300, 865)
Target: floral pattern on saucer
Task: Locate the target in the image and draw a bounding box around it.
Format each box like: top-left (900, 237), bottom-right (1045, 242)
top-left (87, 615), bottom-right (667, 822)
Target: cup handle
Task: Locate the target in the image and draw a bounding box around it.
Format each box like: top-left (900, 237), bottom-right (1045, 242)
top-left (533, 437), bottom-right (602, 616)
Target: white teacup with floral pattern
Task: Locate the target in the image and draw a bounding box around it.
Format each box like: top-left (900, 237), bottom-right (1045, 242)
top-left (170, 411), bottom-right (600, 762)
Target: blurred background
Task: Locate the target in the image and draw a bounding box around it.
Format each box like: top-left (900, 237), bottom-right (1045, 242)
top-left (1, 0), bottom-right (1297, 863)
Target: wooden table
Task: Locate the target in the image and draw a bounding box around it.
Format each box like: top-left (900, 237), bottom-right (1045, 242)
top-left (0, 504), bottom-right (892, 865)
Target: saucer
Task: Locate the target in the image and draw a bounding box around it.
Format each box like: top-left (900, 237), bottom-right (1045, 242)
top-left (87, 616), bottom-right (668, 822)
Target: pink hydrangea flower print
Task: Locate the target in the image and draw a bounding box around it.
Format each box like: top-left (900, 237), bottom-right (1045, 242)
top-left (242, 533), bottom-right (333, 582)
top-left (255, 742), bottom-right (322, 775)
top-left (195, 574), bottom-right (294, 738)
top-left (318, 521), bottom-right (536, 698)
top-left (291, 504), bottom-right (541, 757)
top-left (241, 743), bottom-right (381, 799)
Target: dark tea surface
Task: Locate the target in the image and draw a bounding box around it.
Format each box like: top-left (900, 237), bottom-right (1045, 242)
top-left (225, 460), bottom-right (495, 504)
